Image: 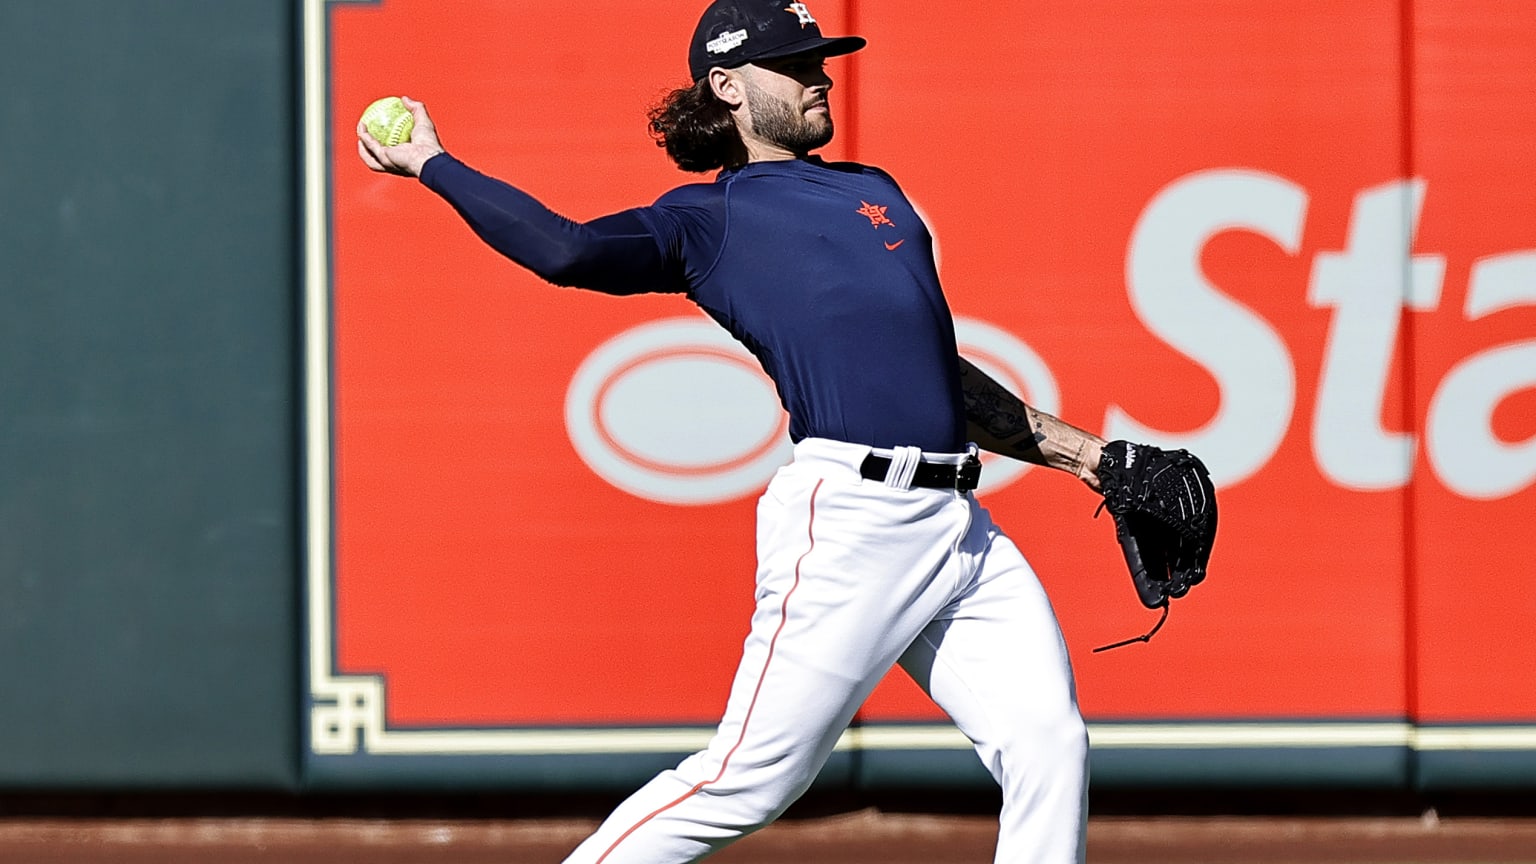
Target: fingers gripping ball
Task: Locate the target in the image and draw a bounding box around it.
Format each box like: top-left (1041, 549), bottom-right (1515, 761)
top-left (1095, 441), bottom-right (1218, 609)
top-left (361, 96), bottom-right (415, 146)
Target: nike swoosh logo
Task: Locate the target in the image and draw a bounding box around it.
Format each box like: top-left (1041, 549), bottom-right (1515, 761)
top-left (884, 240), bottom-right (905, 251)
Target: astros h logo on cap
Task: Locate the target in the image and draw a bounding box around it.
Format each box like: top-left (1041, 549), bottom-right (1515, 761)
top-left (687, 0), bottom-right (867, 82)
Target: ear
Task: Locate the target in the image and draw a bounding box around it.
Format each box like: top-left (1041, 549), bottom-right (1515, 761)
top-left (708, 67), bottom-right (745, 109)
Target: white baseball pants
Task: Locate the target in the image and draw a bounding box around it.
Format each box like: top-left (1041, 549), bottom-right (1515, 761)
top-left (563, 437), bottom-right (1088, 864)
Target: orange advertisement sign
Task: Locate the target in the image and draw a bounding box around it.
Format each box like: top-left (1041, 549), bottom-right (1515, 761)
top-left (307, 0), bottom-right (1535, 757)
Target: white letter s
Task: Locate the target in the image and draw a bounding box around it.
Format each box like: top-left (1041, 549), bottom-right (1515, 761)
top-left (1109, 170), bottom-right (1306, 488)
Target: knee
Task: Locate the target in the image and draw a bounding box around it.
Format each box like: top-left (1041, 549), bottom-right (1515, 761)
top-left (683, 747), bottom-right (822, 831)
top-left (999, 705), bottom-right (1088, 777)
top-left (695, 774), bottom-right (812, 833)
top-left (1053, 709), bottom-right (1090, 767)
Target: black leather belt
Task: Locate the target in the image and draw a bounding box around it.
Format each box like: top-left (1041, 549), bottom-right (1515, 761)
top-left (860, 453), bottom-right (982, 492)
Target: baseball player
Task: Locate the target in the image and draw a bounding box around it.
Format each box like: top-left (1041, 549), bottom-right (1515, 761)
top-left (359, 2), bottom-right (1124, 861)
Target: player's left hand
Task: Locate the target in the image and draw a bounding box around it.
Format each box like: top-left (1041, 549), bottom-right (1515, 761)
top-left (1095, 440), bottom-right (1217, 609)
top-left (357, 96), bottom-right (445, 178)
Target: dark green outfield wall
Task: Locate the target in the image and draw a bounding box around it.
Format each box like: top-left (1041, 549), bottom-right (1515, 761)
top-left (0, 1), bottom-right (298, 789)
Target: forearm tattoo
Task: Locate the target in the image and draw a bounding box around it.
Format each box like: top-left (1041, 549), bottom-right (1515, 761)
top-left (958, 359), bottom-right (1100, 477)
top-left (959, 362), bottom-right (1046, 454)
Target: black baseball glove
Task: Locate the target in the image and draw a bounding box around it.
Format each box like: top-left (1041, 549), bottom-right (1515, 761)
top-left (1095, 440), bottom-right (1218, 610)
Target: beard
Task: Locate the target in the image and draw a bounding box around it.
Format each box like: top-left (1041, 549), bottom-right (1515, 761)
top-left (745, 80), bottom-right (834, 154)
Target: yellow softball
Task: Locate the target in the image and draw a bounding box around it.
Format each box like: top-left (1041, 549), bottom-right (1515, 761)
top-left (361, 96), bottom-right (414, 146)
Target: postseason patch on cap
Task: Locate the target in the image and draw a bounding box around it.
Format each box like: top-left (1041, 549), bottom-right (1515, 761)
top-left (707, 28), bottom-right (748, 55)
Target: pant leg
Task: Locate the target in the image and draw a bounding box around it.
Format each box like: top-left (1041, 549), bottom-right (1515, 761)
top-left (564, 456), bottom-right (976, 864)
top-left (898, 501), bottom-right (1089, 864)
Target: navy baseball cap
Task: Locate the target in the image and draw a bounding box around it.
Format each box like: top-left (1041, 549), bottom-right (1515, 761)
top-left (688, 0), bottom-right (866, 82)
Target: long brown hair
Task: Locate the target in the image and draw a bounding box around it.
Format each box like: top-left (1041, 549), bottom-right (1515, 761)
top-left (647, 78), bottom-right (747, 173)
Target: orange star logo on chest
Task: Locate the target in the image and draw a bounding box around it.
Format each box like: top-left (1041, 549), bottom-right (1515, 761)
top-left (856, 201), bottom-right (895, 229)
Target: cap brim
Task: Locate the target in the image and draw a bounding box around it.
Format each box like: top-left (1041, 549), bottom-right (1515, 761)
top-left (752, 34), bottom-right (867, 64)
top-left (691, 34), bottom-right (867, 81)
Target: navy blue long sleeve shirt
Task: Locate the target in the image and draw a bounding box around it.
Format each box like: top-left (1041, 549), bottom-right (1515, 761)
top-left (421, 153), bottom-right (967, 453)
